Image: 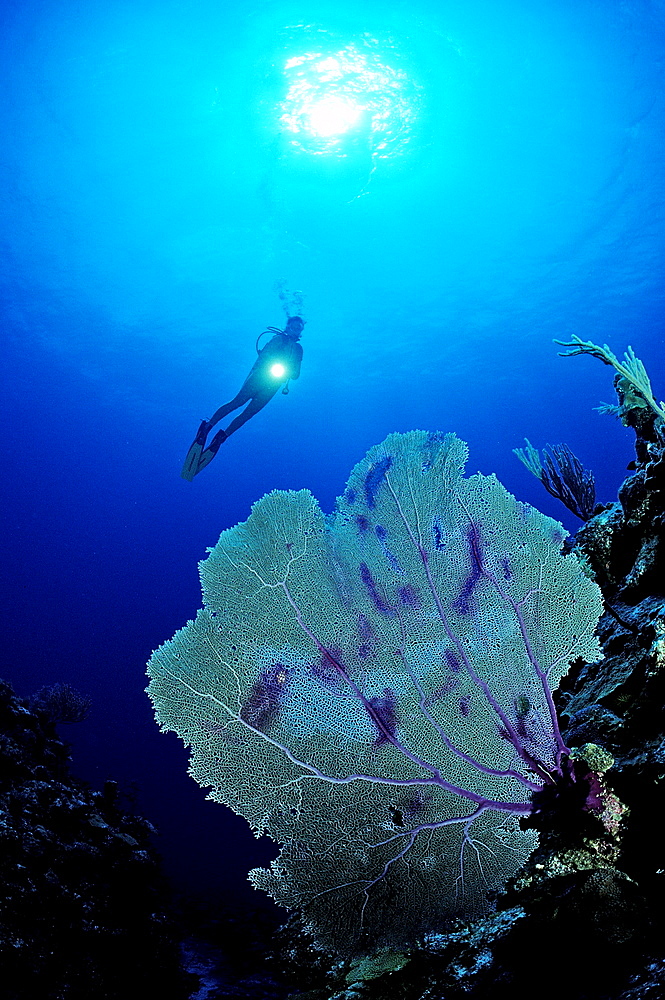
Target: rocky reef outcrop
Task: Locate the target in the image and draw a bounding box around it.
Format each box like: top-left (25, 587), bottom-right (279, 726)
top-left (0, 679), bottom-right (195, 1000)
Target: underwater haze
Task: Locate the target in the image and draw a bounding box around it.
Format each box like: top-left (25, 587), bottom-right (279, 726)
top-left (2, 0), bottom-right (664, 912)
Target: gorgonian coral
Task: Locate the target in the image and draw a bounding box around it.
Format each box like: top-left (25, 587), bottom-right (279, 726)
top-left (147, 431), bottom-right (604, 957)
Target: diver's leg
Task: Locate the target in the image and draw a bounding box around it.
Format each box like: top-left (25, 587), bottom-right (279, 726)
top-left (224, 390), bottom-right (278, 437)
top-left (193, 389), bottom-right (278, 475)
top-left (208, 386), bottom-right (253, 428)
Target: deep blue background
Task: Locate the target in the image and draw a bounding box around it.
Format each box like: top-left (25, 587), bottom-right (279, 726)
top-left (1, 0), bottom-right (663, 914)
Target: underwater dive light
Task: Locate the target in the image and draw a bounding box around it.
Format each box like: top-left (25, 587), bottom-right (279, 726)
top-left (270, 362), bottom-right (287, 379)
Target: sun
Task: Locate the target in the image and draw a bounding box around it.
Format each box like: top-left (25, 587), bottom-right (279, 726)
top-left (279, 40), bottom-right (419, 158)
top-left (307, 95), bottom-right (363, 137)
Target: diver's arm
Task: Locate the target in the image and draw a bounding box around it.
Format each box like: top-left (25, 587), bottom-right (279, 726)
top-left (290, 343), bottom-right (303, 380)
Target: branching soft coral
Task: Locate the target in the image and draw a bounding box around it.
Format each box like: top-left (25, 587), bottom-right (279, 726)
top-left (513, 439), bottom-right (596, 521)
top-left (555, 336), bottom-right (665, 423)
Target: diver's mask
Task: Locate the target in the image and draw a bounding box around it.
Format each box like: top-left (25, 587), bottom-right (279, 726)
top-left (285, 316), bottom-right (305, 340)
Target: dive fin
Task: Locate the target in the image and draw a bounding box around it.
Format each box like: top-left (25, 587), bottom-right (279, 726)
top-left (195, 429), bottom-right (228, 474)
top-left (181, 420), bottom-right (209, 481)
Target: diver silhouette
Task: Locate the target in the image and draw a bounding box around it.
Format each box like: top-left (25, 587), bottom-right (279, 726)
top-left (181, 315), bottom-right (304, 480)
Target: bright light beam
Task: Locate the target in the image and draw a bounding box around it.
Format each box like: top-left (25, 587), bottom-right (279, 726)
top-left (308, 96), bottom-right (363, 137)
top-left (280, 39), bottom-right (419, 159)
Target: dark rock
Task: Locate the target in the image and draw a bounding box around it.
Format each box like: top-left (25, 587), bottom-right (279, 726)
top-left (0, 678), bottom-right (196, 1000)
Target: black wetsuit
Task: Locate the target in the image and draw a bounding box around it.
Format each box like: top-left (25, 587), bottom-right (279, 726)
top-left (211, 332), bottom-right (303, 437)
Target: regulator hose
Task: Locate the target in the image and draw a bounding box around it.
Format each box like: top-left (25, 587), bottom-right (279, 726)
top-left (255, 327), bottom-right (284, 354)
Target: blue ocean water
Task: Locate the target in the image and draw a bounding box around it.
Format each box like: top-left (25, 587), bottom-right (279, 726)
top-left (1, 0), bottom-right (663, 925)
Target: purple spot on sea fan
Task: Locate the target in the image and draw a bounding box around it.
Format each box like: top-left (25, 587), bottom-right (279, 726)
top-left (367, 688), bottom-right (398, 745)
top-left (199, 722), bottom-right (242, 747)
top-left (345, 487), bottom-right (357, 504)
top-left (399, 789), bottom-right (433, 819)
top-left (199, 718), bottom-right (231, 738)
top-left (240, 663), bottom-right (290, 732)
top-left (360, 562), bottom-right (394, 616)
top-left (391, 789), bottom-right (433, 827)
top-left (358, 613), bottom-right (374, 639)
top-left (374, 523), bottom-right (403, 574)
top-left (582, 770), bottom-right (605, 813)
top-left (459, 695), bottom-right (471, 717)
top-left (421, 432), bottom-right (447, 472)
top-left (398, 584), bottom-right (420, 610)
top-left (424, 674), bottom-right (460, 706)
top-left (356, 515), bottom-right (370, 532)
top-left (364, 456), bottom-right (392, 509)
top-left (501, 556), bottom-right (512, 581)
top-left (452, 522), bottom-right (484, 615)
top-left (515, 716), bottom-right (530, 740)
top-left (444, 649), bottom-right (462, 673)
top-left (357, 613), bottom-right (375, 659)
top-left (432, 516), bottom-right (445, 550)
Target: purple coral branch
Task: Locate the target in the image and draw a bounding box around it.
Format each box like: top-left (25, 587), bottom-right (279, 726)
top-left (390, 609), bottom-right (540, 791)
top-left (360, 804), bottom-right (528, 917)
top-left (369, 803), bottom-right (529, 855)
top-left (165, 664), bottom-right (447, 791)
top-left (383, 475), bottom-right (550, 780)
top-left (277, 581), bottom-right (534, 812)
top-left (232, 678), bottom-right (528, 808)
top-left (401, 656), bottom-right (541, 792)
top-left (469, 558), bottom-right (570, 770)
top-left (323, 802), bottom-right (528, 928)
top-left (358, 827), bottom-right (420, 927)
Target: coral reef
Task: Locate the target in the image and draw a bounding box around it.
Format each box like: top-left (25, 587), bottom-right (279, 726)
top-left (147, 430), bottom-right (604, 958)
top-left (271, 353), bottom-right (665, 999)
top-left (29, 681), bottom-right (92, 724)
top-left (0, 678), bottom-right (194, 1000)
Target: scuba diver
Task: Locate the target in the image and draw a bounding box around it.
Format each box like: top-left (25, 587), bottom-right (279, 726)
top-left (181, 315), bottom-right (305, 480)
